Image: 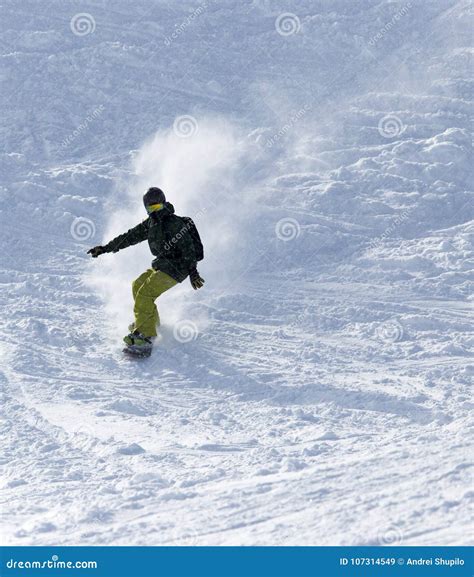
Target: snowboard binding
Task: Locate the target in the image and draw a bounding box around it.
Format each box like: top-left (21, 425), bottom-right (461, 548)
top-left (123, 330), bottom-right (153, 358)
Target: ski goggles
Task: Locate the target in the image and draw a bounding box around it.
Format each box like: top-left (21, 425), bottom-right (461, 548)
top-left (146, 203), bottom-right (164, 214)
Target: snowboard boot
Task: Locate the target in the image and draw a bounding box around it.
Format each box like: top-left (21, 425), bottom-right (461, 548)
top-left (123, 330), bottom-right (153, 357)
top-left (128, 322), bottom-right (158, 337)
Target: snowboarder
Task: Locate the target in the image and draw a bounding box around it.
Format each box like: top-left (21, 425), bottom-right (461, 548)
top-left (87, 187), bottom-right (205, 357)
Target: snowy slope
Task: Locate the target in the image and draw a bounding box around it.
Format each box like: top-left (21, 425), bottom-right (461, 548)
top-left (1, 0), bottom-right (473, 546)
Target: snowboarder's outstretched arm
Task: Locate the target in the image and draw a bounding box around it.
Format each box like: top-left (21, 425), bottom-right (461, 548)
top-left (88, 220), bottom-right (149, 258)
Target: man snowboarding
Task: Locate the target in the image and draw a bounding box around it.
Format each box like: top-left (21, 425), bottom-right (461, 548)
top-left (88, 187), bottom-right (204, 357)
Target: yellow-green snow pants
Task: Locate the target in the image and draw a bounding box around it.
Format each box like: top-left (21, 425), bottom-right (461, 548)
top-left (132, 269), bottom-right (178, 337)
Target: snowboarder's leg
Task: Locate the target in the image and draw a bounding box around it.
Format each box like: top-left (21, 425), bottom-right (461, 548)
top-left (132, 270), bottom-right (153, 300)
top-left (131, 269), bottom-right (158, 332)
top-left (133, 270), bottom-right (178, 337)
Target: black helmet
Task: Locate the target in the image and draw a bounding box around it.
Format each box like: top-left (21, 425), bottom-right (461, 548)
top-left (143, 187), bottom-right (166, 206)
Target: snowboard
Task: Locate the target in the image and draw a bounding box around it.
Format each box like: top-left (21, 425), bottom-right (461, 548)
top-left (122, 344), bottom-right (152, 358)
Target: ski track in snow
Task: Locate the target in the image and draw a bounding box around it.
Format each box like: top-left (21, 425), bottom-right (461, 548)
top-left (1, 0), bottom-right (473, 546)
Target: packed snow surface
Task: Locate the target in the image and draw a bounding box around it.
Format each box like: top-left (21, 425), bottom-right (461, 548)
top-left (1, 0), bottom-right (473, 545)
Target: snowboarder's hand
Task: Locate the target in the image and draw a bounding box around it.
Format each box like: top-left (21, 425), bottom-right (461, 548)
top-left (190, 269), bottom-right (205, 290)
top-left (87, 245), bottom-right (106, 258)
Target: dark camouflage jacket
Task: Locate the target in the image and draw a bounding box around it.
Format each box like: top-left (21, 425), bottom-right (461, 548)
top-left (103, 203), bottom-right (197, 282)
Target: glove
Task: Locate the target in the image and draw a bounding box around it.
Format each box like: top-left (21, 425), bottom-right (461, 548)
top-left (190, 269), bottom-right (205, 290)
top-left (87, 245), bottom-right (106, 258)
